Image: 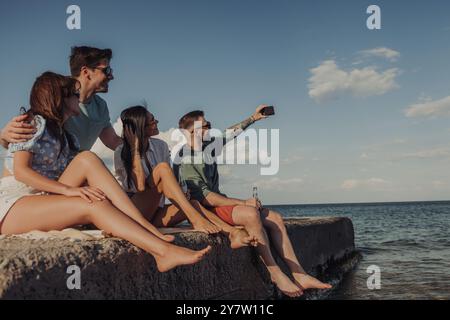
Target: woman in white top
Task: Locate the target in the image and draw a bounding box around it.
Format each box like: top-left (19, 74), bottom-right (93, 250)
top-left (114, 106), bottom-right (258, 248)
top-left (0, 72), bottom-right (211, 272)
top-left (114, 106), bottom-right (223, 234)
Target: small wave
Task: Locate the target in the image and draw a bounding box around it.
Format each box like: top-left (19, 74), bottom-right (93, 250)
top-left (356, 246), bottom-right (389, 255)
top-left (380, 239), bottom-right (425, 247)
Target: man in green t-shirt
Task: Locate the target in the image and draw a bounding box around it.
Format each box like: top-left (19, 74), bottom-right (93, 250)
top-left (174, 106), bottom-right (332, 298)
top-left (0, 46), bottom-right (122, 152)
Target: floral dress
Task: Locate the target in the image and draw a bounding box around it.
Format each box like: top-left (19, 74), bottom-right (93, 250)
top-left (0, 115), bottom-right (79, 223)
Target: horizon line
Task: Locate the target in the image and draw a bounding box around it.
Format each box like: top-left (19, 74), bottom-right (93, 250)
top-left (266, 199), bottom-right (450, 207)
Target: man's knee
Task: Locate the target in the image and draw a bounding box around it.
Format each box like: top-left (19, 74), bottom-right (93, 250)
top-left (270, 211), bottom-right (284, 225)
top-left (238, 206), bottom-right (261, 224)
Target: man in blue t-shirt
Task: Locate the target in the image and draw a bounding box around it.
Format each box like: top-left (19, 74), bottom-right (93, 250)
top-left (0, 46), bottom-right (122, 152)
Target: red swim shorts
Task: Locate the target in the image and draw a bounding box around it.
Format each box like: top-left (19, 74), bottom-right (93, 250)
top-left (210, 206), bottom-right (236, 226)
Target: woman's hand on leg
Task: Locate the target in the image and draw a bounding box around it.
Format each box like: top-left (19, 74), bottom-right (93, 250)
top-left (62, 186), bottom-right (106, 203)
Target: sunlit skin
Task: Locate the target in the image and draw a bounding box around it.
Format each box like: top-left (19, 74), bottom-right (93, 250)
top-left (76, 59), bottom-right (114, 104)
top-left (125, 110), bottom-right (257, 247)
top-left (0, 90), bottom-right (212, 272)
top-left (0, 56), bottom-right (122, 151)
top-left (183, 106), bottom-right (332, 297)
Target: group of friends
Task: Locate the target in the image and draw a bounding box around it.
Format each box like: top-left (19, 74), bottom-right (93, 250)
top-left (0, 46), bottom-right (331, 297)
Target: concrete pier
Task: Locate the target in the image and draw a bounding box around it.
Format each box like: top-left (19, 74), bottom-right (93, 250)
top-left (0, 217), bottom-right (360, 299)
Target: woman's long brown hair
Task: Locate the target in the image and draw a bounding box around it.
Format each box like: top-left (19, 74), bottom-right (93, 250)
top-left (28, 71), bottom-right (80, 155)
top-left (120, 105), bottom-right (149, 189)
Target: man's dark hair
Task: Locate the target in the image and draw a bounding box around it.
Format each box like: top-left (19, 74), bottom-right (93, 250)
top-left (178, 110), bottom-right (205, 129)
top-left (70, 46), bottom-right (113, 77)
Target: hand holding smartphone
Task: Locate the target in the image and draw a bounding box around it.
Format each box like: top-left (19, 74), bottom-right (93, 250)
top-left (260, 105), bottom-right (275, 116)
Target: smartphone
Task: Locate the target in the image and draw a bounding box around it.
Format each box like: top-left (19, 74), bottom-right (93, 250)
top-left (260, 106), bottom-right (275, 116)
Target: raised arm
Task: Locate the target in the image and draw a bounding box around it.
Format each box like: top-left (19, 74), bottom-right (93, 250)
top-left (132, 149), bottom-right (147, 192)
top-left (223, 104), bottom-right (269, 143)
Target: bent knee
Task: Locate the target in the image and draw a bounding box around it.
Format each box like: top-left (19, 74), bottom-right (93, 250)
top-left (269, 212), bottom-right (284, 225)
top-left (74, 151), bottom-right (101, 165)
top-left (236, 206), bottom-right (261, 223)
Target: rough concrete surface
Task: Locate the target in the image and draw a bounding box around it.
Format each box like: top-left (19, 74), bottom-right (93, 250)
top-left (0, 217), bottom-right (360, 299)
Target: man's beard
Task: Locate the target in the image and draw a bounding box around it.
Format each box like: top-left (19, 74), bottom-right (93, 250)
top-left (96, 82), bottom-right (109, 93)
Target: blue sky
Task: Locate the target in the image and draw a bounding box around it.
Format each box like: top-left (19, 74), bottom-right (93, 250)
top-left (1, 0), bottom-right (450, 204)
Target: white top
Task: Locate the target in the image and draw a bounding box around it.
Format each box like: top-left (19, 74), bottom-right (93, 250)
top-left (114, 138), bottom-right (170, 208)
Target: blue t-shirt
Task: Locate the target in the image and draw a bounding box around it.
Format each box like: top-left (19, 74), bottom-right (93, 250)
top-left (5, 115), bottom-right (80, 180)
top-left (64, 94), bottom-right (111, 151)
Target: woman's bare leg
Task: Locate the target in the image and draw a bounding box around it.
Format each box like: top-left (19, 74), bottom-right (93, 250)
top-left (58, 151), bottom-right (173, 241)
top-left (130, 186), bottom-right (219, 234)
top-left (259, 208), bottom-right (332, 290)
top-left (232, 206), bottom-right (303, 297)
top-left (134, 195), bottom-right (255, 249)
top-left (149, 201), bottom-right (256, 249)
top-left (130, 188), bottom-right (163, 222)
top-left (0, 195), bottom-right (211, 272)
top-left (150, 163), bottom-right (220, 234)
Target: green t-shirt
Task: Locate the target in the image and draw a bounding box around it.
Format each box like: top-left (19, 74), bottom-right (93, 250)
top-left (64, 95), bottom-right (111, 151)
top-left (173, 116), bottom-right (256, 202)
top-left (173, 144), bottom-right (224, 202)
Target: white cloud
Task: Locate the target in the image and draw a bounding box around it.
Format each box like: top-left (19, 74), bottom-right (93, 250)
top-left (360, 153), bottom-right (370, 159)
top-left (308, 60), bottom-right (399, 103)
top-left (404, 96), bottom-right (450, 118)
top-left (154, 128), bottom-right (184, 150)
top-left (341, 178), bottom-right (389, 190)
top-left (398, 147), bottom-right (450, 159)
top-left (359, 47), bottom-right (401, 62)
top-left (254, 177), bottom-right (304, 191)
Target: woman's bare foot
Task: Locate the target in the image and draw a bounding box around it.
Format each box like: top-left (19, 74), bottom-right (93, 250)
top-left (292, 273), bottom-right (332, 290)
top-left (160, 234), bottom-right (175, 242)
top-left (229, 229), bottom-right (258, 249)
top-left (271, 271), bottom-right (303, 298)
top-left (155, 245), bottom-right (212, 272)
top-left (150, 229), bottom-right (175, 242)
top-left (143, 225), bottom-right (176, 242)
top-left (191, 217), bottom-right (221, 234)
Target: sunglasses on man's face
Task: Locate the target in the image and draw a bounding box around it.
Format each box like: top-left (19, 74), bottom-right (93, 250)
top-left (93, 66), bottom-right (113, 77)
top-left (190, 122), bottom-right (211, 134)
